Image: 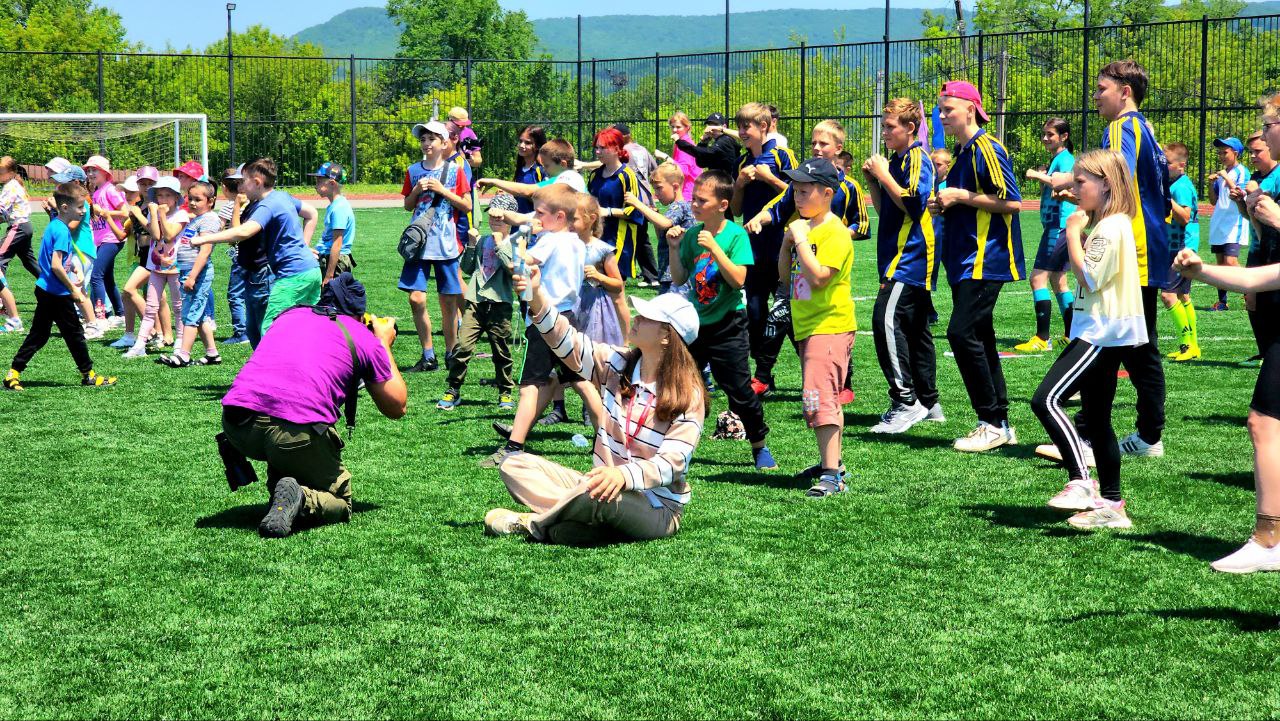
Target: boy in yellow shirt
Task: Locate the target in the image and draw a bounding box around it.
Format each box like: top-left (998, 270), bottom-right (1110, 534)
top-left (778, 157), bottom-right (856, 497)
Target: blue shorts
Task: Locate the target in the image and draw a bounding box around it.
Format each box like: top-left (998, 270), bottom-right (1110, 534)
top-left (180, 265), bottom-right (215, 326)
top-left (399, 257), bottom-right (463, 295)
top-left (1033, 226), bottom-right (1069, 273)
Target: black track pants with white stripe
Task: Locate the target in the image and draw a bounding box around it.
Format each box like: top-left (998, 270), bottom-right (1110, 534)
top-left (872, 279), bottom-right (938, 408)
top-left (1030, 339), bottom-right (1125, 501)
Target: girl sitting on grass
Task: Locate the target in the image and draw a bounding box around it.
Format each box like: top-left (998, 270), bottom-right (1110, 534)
top-left (485, 267), bottom-right (705, 546)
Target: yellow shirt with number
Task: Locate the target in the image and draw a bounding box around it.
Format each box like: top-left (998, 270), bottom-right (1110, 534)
top-left (789, 214), bottom-right (856, 341)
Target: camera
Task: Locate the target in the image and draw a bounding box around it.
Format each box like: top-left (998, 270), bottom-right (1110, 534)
top-left (362, 313), bottom-right (399, 345)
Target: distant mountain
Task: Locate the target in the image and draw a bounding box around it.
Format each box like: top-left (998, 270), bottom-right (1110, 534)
top-left (293, 3), bottom-right (1280, 60)
top-left (293, 7), bottom-right (400, 58)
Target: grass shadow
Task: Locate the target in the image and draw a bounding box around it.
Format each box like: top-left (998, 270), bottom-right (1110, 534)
top-left (851, 431), bottom-right (953, 450)
top-left (1182, 413), bottom-right (1246, 427)
top-left (1121, 530), bottom-right (1238, 561)
top-left (1185, 359), bottom-right (1258, 370)
top-left (698, 469), bottom-right (803, 491)
top-left (1067, 607), bottom-right (1280, 633)
top-left (195, 500), bottom-right (382, 532)
top-left (965, 503), bottom-right (1081, 533)
top-left (1190, 470), bottom-right (1254, 491)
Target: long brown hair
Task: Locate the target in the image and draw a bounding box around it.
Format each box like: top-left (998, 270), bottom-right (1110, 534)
top-left (654, 326), bottom-right (705, 424)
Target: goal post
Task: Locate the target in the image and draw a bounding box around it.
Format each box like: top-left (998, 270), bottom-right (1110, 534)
top-left (0, 113), bottom-right (208, 181)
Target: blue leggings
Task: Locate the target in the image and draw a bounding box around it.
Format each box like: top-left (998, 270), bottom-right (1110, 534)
top-left (90, 242), bottom-right (125, 316)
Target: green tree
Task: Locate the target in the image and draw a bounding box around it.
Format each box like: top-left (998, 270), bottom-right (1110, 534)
top-left (384, 0), bottom-right (537, 96)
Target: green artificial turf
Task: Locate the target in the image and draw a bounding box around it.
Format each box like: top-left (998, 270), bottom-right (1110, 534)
top-left (1, 208), bottom-right (1275, 719)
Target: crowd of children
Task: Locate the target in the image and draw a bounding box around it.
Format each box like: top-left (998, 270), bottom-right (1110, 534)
top-left (6, 83), bottom-right (1280, 566)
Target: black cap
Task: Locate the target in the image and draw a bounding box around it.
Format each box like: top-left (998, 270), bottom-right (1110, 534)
top-left (705, 112), bottom-right (728, 127)
top-left (783, 157), bottom-right (841, 189)
top-left (612, 122), bottom-right (631, 136)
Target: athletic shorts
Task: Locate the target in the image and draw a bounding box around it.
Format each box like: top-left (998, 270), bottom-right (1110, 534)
top-left (1033, 226), bottom-right (1070, 272)
top-left (520, 313), bottom-right (582, 385)
top-left (399, 257), bottom-right (462, 295)
top-left (1251, 339), bottom-right (1280, 420)
top-left (798, 331), bottom-right (855, 428)
top-left (1166, 273), bottom-right (1193, 296)
top-left (0, 270), bottom-right (6, 292)
top-left (1212, 242), bottom-right (1242, 258)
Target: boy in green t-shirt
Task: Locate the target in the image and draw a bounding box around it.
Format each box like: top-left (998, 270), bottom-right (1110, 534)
top-left (779, 157), bottom-right (856, 497)
top-left (667, 170), bottom-right (777, 471)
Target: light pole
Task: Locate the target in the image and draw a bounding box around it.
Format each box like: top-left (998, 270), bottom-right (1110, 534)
top-left (227, 3), bottom-right (236, 165)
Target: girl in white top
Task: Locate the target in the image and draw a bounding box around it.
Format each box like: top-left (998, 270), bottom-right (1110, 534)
top-left (1029, 149), bottom-right (1146, 531)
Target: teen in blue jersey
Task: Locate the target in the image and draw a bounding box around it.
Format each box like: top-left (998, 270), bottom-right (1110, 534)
top-left (862, 98), bottom-right (943, 434)
top-left (1017, 118), bottom-right (1077, 353)
top-left (730, 102), bottom-right (797, 394)
top-left (743, 119), bottom-right (865, 403)
top-left (929, 81), bottom-right (1024, 453)
top-left (512, 125), bottom-right (547, 215)
top-left (587, 127), bottom-right (648, 280)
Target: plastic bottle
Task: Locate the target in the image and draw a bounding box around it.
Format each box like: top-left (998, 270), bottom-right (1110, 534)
top-left (570, 434), bottom-right (590, 448)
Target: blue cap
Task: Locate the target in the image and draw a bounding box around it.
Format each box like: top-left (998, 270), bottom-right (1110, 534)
top-left (307, 161), bottom-right (347, 183)
top-left (1214, 137), bottom-right (1244, 153)
top-left (51, 165), bottom-right (87, 183)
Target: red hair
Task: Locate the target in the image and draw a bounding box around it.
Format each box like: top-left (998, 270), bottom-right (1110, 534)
top-left (594, 128), bottom-right (630, 163)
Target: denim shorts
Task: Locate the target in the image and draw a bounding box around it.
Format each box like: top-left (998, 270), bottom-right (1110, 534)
top-left (180, 265), bottom-right (215, 326)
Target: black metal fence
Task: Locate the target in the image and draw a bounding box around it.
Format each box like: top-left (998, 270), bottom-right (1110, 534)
top-left (1, 12), bottom-right (1277, 192)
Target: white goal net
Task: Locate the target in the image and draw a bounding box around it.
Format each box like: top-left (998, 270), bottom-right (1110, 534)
top-left (0, 113), bottom-right (208, 188)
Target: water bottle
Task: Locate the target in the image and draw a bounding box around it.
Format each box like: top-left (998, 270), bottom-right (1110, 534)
top-left (511, 224), bottom-right (534, 302)
top-left (570, 433), bottom-right (590, 448)
top-left (94, 298), bottom-right (106, 321)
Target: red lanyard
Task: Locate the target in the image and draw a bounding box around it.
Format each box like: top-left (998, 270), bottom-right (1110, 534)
top-left (623, 389), bottom-right (655, 454)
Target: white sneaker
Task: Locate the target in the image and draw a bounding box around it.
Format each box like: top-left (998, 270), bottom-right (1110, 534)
top-left (923, 403), bottom-right (946, 423)
top-left (954, 422), bottom-right (1010, 452)
top-left (1067, 500), bottom-right (1132, 530)
top-left (106, 316), bottom-right (125, 329)
top-left (1118, 432), bottom-right (1164, 457)
top-left (1034, 443), bottom-right (1096, 467)
top-left (1003, 423), bottom-right (1018, 445)
top-left (870, 401), bottom-right (928, 434)
top-left (109, 333), bottom-right (136, 349)
top-left (83, 325), bottom-right (104, 340)
top-left (1047, 481), bottom-right (1095, 511)
top-left (484, 508), bottom-right (532, 537)
top-left (1211, 539), bottom-right (1280, 574)
top-left (2, 316), bottom-right (21, 332)
top-left (122, 345), bottom-right (148, 359)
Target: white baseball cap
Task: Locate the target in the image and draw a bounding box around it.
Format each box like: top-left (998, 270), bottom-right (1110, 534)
top-left (153, 176), bottom-right (182, 195)
top-left (121, 175), bottom-right (140, 192)
top-left (412, 120), bottom-right (449, 141)
top-left (631, 294), bottom-right (699, 345)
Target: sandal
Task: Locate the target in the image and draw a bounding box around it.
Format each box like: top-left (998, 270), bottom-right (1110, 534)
top-left (805, 475), bottom-right (847, 498)
top-left (197, 355), bottom-right (222, 366)
top-left (155, 354), bottom-right (193, 368)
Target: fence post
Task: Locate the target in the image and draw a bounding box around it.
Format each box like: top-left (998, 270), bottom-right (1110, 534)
top-left (96, 50), bottom-right (105, 154)
top-left (465, 57), bottom-right (473, 114)
top-left (349, 55), bottom-right (358, 183)
top-left (228, 38), bottom-right (236, 164)
top-left (576, 15), bottom-right (583, 153)
top-left (724, 48), bottom-right (731, 116)
top-left (1197, 14), bottom-right (1209, 194)
top-left (1080, 10), bottom-right (1090, 151)
top-left (799, 42), bottom-right (807, 135)
top-left (591, 58), bottom-right (598, 133)
top-left (996, 49), bottom-right (1008, 141)
top-left (655, 53), bottom-right (661, 149)
top-left (875, 69), bottom-right (885, 156)
top-left (976, 31), bottom-right (984, 94)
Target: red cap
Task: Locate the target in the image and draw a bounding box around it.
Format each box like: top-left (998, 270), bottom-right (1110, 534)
top-left (940, 80), bottom-right (990, 123)
top-left (174, 160), bottom-right (205, 181)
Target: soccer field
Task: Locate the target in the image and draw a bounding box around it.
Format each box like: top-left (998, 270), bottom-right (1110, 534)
top-left (1, 208), bottom-right (1273, 719)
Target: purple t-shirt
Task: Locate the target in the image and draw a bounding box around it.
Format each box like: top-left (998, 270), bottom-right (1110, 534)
top-left (222, 307), bottom-right (394, 425)
top-left (90, 183), bottom-right (127, 246)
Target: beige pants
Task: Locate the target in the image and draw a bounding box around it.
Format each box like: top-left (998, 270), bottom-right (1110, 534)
top-left (498, 453), bottom-right (680, 544)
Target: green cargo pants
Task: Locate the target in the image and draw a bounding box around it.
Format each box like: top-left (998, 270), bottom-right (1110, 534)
top-left (222, 405), bottom-right (352, 525)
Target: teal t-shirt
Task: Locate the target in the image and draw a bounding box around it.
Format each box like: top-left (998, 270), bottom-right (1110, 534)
top-left (1167, 174), bottom-right (1200, 253)
top-left (679, 220), bottom-right (754, 325)
top-left (72, 201), bottom-right (96, 261)
top-left (1041, 149), bottom-right (1077, 230)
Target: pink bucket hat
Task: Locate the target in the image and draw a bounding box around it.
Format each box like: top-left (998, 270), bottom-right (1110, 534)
top-left (940, 80), bottom-right (990, 123)
top-left (83, 155), bottom-right (113, 180)
top-left (174, 160), bottom-right (205, 181)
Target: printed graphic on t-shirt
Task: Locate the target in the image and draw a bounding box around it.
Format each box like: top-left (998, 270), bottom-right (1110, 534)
top-left (691, 252), bottom-right (722, 306)
top-left (790, 244), bottom-right (817, 300)
top-left (479, 237), bottom-right (499, 284)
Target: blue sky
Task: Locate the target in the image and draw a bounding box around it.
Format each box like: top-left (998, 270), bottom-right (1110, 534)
top-left (101, 0), bottom-right (938, 51)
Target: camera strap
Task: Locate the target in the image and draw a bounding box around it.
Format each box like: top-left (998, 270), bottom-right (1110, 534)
top-left (307, 305), bottom-right (361, 438)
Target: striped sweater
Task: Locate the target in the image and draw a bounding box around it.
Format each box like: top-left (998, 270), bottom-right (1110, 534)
top-left (533, 304), bottom-right (704, 508)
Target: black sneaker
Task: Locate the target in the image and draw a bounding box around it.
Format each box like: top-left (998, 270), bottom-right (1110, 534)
top-left (217, 432), bottom-right (258, 492)
top-left (406, 356), bottom-right (439, 373)
top-left (259, 477), bottom-right (304, 538)
top-left (537, 408), bottom-right (569, 426)
top-left (492, 421), bottom-right (513, 439)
